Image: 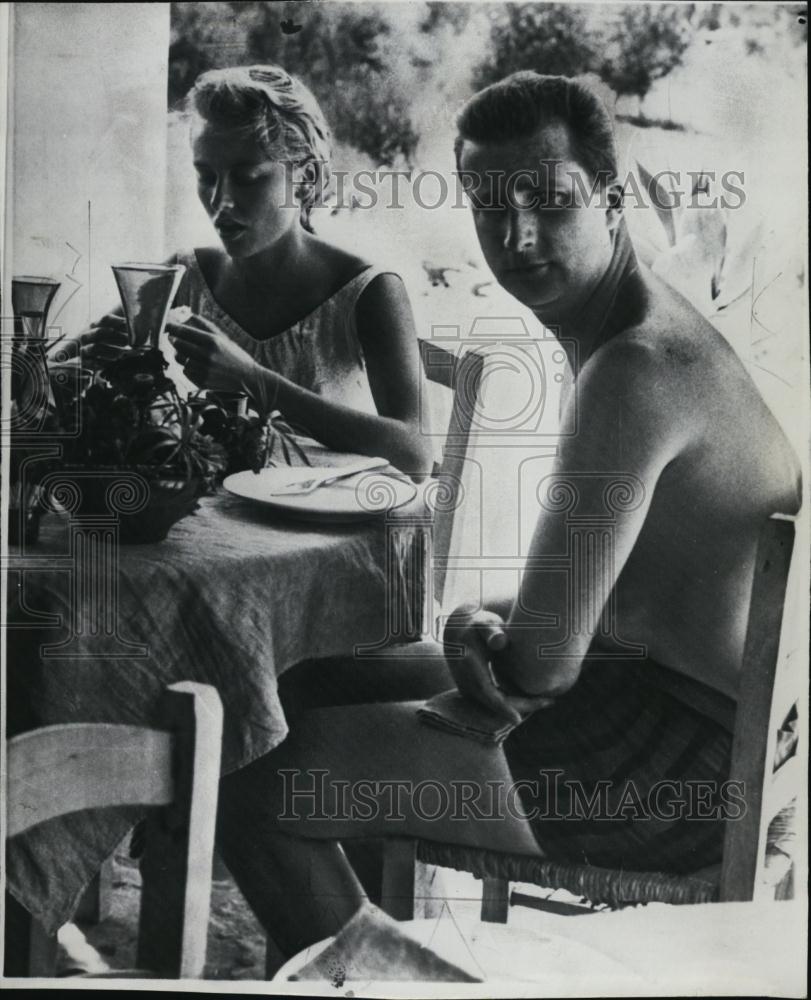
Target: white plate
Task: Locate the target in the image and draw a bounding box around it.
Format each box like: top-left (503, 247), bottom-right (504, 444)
top-left (223, 466), bottom-right (418, 522)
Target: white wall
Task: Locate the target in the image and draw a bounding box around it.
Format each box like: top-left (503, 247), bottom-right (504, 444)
top-left (9, 3), bottom-right (170, 339)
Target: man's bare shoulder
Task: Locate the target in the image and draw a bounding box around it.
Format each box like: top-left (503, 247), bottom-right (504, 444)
top-left (638, 268), bottom-right (745, 369)
top-left (562, 331), bottom-right (690, 474)
top-left (573, 284), bottom-right (736, 464)
top-left (580, 325), bottom-right (696, 406)
top-left (585, 271), bottom-right (740, 398)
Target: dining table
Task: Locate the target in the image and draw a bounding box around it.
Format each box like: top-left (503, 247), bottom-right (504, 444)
top-left (4, 452), bottom-right (433, 936)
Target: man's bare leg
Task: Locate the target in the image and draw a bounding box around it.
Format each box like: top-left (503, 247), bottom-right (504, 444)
top-left (216, 700), bottom-right (542, 956)
top-left (216, 801), bottom-right (366, 957)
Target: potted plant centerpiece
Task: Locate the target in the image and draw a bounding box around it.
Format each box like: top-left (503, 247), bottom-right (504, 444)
top-left (46, 348), bottom-right (223, 542)
top-left (42, 348), bottom-right (311, 544)
top-left (9, 261), bottom-right (310, 545)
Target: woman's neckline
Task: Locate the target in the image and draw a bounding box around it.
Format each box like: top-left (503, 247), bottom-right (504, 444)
top-left (188, 247), bottom-right (375, 344)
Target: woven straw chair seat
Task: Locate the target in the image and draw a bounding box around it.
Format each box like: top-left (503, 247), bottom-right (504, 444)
top-left (416, 840), bottom-right (720, 907)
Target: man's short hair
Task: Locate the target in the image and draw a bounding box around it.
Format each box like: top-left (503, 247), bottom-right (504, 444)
top-left (455, 72), bottom-right (618, 185)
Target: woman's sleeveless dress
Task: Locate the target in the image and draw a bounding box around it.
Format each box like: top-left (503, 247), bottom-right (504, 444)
top-left (168, 249), bottom-right (393, 419)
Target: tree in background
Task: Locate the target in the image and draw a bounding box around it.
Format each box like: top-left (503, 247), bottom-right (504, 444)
top-left (689, 0), bottom-right (807, 47)
top-left (471, 3), bottom-right (697, 118)
top-left (169, 1), bottom-right (803, 165)
top-left (418, 2), bottom-right (472, 37)
top-left (169, 1), bottom-right (419, 166)
top-left (733, 3), bottom-right (807, 55)
top-left (598, 4), bottom-right (695, 112)
top-left (472, 3), bottom-right (601, 89)
top-left (427, 2), bottom-right (805, 130)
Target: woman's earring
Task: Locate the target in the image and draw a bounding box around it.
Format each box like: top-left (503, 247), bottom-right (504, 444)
top-left (293, 182), bottom-right (312, 209)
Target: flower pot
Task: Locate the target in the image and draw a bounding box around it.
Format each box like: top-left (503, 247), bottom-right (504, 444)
top-left (116, 476), bottom-right (203, 544)
top-left (42, 467), bottom-right (205, 544)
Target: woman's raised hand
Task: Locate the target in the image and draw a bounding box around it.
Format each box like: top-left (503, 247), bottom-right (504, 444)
top-left (443, 604), bottom-right (553, 724)
top-left (62, 314), bottom-right (130, 363)
top-left (166, 313), bottom-right (265, 398)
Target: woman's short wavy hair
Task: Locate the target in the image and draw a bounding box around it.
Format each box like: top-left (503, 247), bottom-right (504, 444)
top-left (186, 65), bottom-right (332, 233)
top-left (455, 72), bottom-right (618, 186)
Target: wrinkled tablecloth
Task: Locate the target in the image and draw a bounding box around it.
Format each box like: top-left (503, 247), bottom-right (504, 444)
top-left (6, 477), bottom-right (429, 933)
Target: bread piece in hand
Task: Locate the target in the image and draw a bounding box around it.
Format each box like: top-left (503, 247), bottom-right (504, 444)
top-left (167, 305), bottom-right (193, 325)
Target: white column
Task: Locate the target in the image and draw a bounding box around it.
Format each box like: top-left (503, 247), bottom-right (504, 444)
top-left (9, 2), bottom-right (170, 338)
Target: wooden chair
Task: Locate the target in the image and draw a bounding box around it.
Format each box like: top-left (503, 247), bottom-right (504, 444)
top-left (259, 340), bottom-right (489, 977)
top-left (379, 514), bottom-right (800, 919)
top-left (417, 337), bottom-right (487, 615)
top-left (4, 681), bottom-right (223, 978)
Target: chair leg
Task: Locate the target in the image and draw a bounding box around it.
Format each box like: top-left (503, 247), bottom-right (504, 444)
top-left (3, 891), bottom-right (58, 977)
top-left (380, 839), bottom-right (417, 920)
top-left (480, 877), bottom-right (510, 923)
top-left (414, 860), bottom-right (445, 919)
top-left (74, 873), bottom-right (102, 926)
top-left (510, 890), bottom-right (599, 916)
top-left (265, 934), bottom-right (287, 980)
top-left (137, 685), bottom-right (222, 978)
top-left (211, 848), bottom-right (231, 883)
top-left (343, 840), bottom-right (385, 905)
top-left (74, 857), bottom-right (115, 925)
top-left (28, 921), bottom-right (58, 977)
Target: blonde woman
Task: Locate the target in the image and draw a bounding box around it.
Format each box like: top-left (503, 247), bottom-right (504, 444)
top-left (78, 65), bottom-right (431, 475)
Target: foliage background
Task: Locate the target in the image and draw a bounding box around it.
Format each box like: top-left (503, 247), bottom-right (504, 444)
top-left (169, 2), bottom-right (806, 163)
top-left (166, 1), bottom-right (806, 416)
top-left (165, 1), bottom-right (807, 607)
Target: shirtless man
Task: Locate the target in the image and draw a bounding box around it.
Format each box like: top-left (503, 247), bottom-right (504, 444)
top-left (445, 71), bottom-right (801, 712)
top-left (216, 73), bottom-right (801, 958)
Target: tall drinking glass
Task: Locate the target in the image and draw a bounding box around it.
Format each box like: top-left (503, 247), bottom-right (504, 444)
top-left (12, 275), bottom-right (61, 342)
top-left (10, 276), bottom-right (61, 424)
top-left (111, 263), bottom-right (185, 352)
top-left (9, 276), bottom-right (62, 539)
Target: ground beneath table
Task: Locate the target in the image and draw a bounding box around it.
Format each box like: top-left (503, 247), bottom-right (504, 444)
top-left (67, 850), bottom-right (504, 980)
top-left (70, 851), bottom-right (267, 979)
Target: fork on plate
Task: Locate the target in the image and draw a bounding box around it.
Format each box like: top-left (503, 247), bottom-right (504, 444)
top-left (270, 457), bottom-right (389, 496)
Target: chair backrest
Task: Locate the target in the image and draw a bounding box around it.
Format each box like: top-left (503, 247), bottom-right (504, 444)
top-left (6, 681), bottom-right (223, 978)
top-left (419, 339), bottom-right (486, 609)
top-left (720, 513), bottom-right (801, 902)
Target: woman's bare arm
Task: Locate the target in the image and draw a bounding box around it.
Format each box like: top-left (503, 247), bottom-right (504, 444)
top-left (256, 273), bottom-right (431, 474)
top-left (170, 273), bottom-right (433, 476)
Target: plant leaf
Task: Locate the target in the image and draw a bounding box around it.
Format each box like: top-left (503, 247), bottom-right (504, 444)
top-left (287, 434), bottom-right (312, 467)
top-left (636, 161), bottom-right (677, 248)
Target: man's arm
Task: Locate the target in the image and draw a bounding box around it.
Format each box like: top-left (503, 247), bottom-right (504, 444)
top-left (499, 337), bottom-right (690, 696)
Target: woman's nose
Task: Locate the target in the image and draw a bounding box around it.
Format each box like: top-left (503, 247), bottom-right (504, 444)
top-left (211, 175), bottom-right (236, 213)
top-left (503, 208), bottom-right (538, 253)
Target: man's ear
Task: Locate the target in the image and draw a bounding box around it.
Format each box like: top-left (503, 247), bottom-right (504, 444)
top-left (605, 182), bottom-right (624, 232)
